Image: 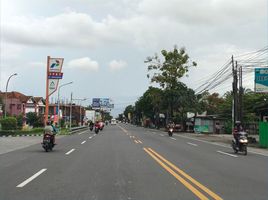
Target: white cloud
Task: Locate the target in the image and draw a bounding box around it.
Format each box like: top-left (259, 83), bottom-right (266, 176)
top-left (67, 57), bottom-right (99, 71)
top-left (2, 0), bottom-right (266, 51)
top-left (109, 60), bottom-right (127, 71)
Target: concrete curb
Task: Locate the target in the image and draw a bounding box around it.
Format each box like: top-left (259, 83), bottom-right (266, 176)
top-left (0, 134), bottom-right (43, 137)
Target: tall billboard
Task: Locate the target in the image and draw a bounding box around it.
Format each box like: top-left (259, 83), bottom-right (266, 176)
top-left (255, 68), bottom-right (268, 93)
top-left (92, 98), bottom-right (101, 108)
top-left (92, 98), bottom-right (113, 110)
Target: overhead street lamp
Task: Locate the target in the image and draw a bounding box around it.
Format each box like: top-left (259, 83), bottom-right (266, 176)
top-left (57, 81), bottom-right (73, 129)
top-left (5, 73), bottom-right (18, 118)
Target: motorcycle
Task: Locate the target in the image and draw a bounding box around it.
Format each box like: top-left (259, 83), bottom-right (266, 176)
top-left (95, 126), bottom-right (99, 134)
top-left (232, 131), bottom-right (248, 155)
top-left (42, 133), bottom-right (55, 152)
top-left (99, 122), bottom-right (104, 131)
top-left (168, 128), bottom-right (173, 137)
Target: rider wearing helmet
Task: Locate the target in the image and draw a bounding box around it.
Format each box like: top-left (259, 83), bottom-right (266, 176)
top-left (233, 121), bottom-right (243, 145)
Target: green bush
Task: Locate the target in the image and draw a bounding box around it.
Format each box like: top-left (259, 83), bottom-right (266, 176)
top-left (0, 127), bottom-right (44, 136)
top-left (1, 117), bottom-right (17, 130)
top-left (16, 114), bottom-right (24, 129)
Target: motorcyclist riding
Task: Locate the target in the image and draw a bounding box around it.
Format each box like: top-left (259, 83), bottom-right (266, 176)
top-left (233, 121), bottom-right (244, 146)
top-left (44, 121), bottom-right (57, 145)
top-left (94, 120), bottom-right (101, 129)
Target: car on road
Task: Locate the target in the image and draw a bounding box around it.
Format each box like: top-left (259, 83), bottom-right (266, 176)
top-left (111, 119), bottom-right (117, 125)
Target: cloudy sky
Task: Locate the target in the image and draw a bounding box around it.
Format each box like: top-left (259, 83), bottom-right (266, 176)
top-left (0, 0), bottom-right (267, 116)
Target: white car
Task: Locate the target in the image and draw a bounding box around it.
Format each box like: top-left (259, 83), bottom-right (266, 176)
top-left (111, 119), bottom-right (117, 125)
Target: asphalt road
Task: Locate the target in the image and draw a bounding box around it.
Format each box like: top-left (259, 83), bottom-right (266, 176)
top-left (0, 124), bottom-right (267, 200)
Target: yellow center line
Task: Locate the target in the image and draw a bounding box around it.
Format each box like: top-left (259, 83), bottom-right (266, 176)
top-left (148, 148), bottom-right (223, 200)
top-left (144, 148), bottom-right (209, 200)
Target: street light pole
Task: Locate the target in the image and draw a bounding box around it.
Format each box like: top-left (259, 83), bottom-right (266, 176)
top-left (5, 73), bottom-right (17, 118)
top-left (57, 81), bottom-right (73, 130)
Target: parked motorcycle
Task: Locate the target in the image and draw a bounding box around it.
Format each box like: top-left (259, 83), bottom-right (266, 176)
top-left (42, 133), bottom-right (55, 152)
top-left (168, 128), bottom-right (173, 137)
top-left (232, 131), bottom-right (248, 155)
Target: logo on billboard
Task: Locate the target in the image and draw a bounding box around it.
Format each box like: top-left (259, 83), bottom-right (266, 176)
top-left (49, 58), bottom-right (63, 72)
top-left (50, 60), bottom-right (60, 69)
top-left (49, 81), bottom-right (56, 90)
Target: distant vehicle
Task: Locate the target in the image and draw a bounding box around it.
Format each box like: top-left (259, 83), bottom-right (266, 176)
top-left (111, 119), bottom-right (117, 125)
top-left (99, 121), bottom-right (104, 130)
top-left (168, 127), bottom-right (173, 137)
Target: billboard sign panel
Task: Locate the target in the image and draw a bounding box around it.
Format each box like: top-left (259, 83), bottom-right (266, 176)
top-left (255, 68), bottom-right (268, 93)
top-left (48, 57), bottom-right (64, 96)
top-left (100, 98), bottom-right (110, 108)
top-left (92, 98), bottom-right (114, 110)
top-left (92, 98), bottom-right (101, 108)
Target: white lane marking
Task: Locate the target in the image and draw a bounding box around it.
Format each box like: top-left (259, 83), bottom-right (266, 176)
top-left (170, 137), bottom-right (177, 140)
top-left (17, 169), bottom-right (47, 188)
top-left (81, 141), bottom-right (86, 144)
top-left (93, 134), bottom-right (96, 137)
top-left (217, 151), bottom-right (238, 158)
top-left (160, 134), bottom-right (164, 136)
top-left (187, 142), bottom-right (198, 146)
top-left (65, 149), bottom-right (75, 155)
top-left (137, 140), bottom-right (142, 144)
top-left (78, 130), bottom-right (88, 135)
top-left (134, 140), bottom-right (138, 144)
top-left (175, 134), bottom-right (268, 157)
top-left (89, 136), bottom-right (92, 139)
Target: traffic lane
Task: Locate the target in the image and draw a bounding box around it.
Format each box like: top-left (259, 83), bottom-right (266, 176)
top-left (0, 130), bottom-right (96, 198)
top-left (121, 124), bottom-right (268, 200)
top-left (127, 124), bottom-right (268, 159)
top-left (0, 129), bottom-right (94, 168)
top-left (8, 125), bottom-right (201, 200)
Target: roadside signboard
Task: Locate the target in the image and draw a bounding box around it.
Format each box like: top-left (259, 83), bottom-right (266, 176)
top-left (92, 98), bottom-right (101, 108)
top-left (92, 98), bottom-right (114, 110)
top-left (48, 58), bottom-right (64, 96)
top-left (45, 56), bottom-right (64, 124)
top-left (100, 98), bottom-right (110, 108)
top-left (255, 68), bottom-right (268, 93)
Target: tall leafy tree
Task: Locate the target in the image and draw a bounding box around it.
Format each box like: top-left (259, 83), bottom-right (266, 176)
top-left (145, 46), bottom-right (197, 119)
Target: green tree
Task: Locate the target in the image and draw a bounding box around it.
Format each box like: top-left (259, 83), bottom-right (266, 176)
top-left (16, 114), bottom-right (24, 129)
top-left (145, 46), bottom-right (196, 119)
top-left (197, 92), bottom-right (225, 115)
top-left (124, 105), bottom-right (134, 121)
top-left (103, 112), bottom-right (113, 121)
top-left (26, 112), bottom-right (43, 127)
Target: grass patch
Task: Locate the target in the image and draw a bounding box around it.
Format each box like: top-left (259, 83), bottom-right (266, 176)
top-left (0, 128), bottom-right (44, 136)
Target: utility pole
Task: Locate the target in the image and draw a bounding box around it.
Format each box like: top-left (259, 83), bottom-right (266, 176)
top-left (238, 65), bottom-right (243, 122)
top-left (232, 56), bottom-right (238, 126)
